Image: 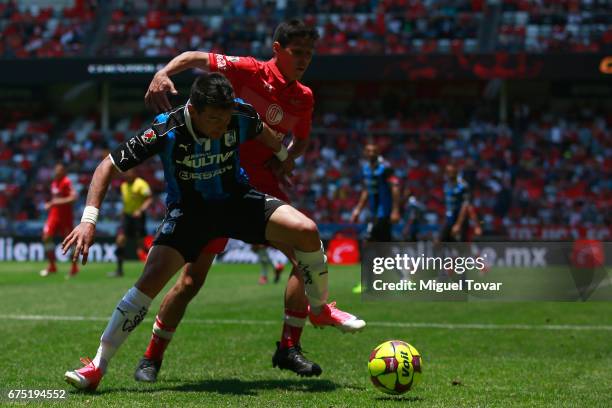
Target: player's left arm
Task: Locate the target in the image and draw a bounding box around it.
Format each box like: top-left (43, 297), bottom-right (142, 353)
top-left (241, 107), bottom-right (290, 167)
top-left (385, 169), bottom-right (401, 223)
top-left (391, 183), bottom-right (401, 223)
top-left (51, 187), bottom-right (78, 206)
top-left (279, 98), bottom-right (313, 175)
top-left (256, 122), bottom-right (284, 153)
top-left (452, 185), bottom-right (472, 235)
top-left (468, 204), bottom-right (482, 236)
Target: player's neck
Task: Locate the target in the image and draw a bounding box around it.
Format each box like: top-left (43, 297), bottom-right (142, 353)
top-left (272, 58), bottom-right (297, 83)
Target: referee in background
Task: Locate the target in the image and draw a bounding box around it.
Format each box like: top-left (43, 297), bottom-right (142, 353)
top-left (110, 169), bottom-right (153, 277)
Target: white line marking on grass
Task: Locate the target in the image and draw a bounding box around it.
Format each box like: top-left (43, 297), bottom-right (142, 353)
top-left (2, 314), bottom-right (612, 332)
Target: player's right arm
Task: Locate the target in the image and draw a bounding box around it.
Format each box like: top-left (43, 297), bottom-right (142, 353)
top-left (61, 157), bottom-right (118, 264)
top-left (146, 51), bottom-right (211, 112)
top-left (351, 190), bottom-right (369, 223)
top-left (62, 126), bottom-right (166, 264)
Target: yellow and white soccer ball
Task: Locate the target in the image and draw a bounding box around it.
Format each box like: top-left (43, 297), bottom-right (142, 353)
top-left (368, 340), bottom-right (422, 395)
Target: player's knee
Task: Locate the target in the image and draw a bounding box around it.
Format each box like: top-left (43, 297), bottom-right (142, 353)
top-left (178, 270), bottom-right (204, 298)
top-left (293, 218), bottom-right (320, 251)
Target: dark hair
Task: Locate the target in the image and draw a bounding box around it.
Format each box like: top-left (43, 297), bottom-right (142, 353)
top-left (273, 19), bottom-right (319, 47)
top-left (189, 72), bottom-right (235, 112)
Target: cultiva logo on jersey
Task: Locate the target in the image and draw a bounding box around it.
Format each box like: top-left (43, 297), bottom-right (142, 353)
top-left (177, 151), bottom-right (235, 168)
top-left (142, 129), bottom-right (156, 144)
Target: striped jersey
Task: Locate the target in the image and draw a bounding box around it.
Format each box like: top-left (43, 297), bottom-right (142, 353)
top-left (362, 158), bottom-right (398, 219)
top-left (444, 177), bottom-right (470, 222)
top-left (109, 99), bottom-right (263, 206)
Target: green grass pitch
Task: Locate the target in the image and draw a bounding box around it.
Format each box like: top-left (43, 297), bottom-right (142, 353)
top-left (0, 261), bottom-right (611, 407)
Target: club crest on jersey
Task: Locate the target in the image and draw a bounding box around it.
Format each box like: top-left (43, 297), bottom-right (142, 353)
top-left (216, 55), bottom-right (227, 70)
top-left (266, 104), bottom-right (284, 125)
top-left (224, 131), bottom-right (236, 147)
top-left (142, 129), bottom-right (156, 144)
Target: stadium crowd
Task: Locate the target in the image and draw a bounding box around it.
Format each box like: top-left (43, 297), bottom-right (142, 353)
top-left (0, 0), bottom-right (97, 58)
top-left (2, 0), bottom-right (611, 58)
top-left (497, 0), bottom-right (612, 52)
top-left (2, 100), bottom-right (608, 239)
top-left (102, 0), bottom-right (483, 56)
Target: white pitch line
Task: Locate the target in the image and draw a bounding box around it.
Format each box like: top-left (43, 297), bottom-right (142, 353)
top-left (2, 314), bottom-right (612, 332)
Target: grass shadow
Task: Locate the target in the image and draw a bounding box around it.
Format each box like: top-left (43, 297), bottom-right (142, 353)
top-left (92, 378), bottom-right (340, 396)
top-left (374, 395), bottom-right (424, 403)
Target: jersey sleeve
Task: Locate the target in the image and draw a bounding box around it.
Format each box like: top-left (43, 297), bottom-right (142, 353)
top-left (208, 53), bottom-right (260, 83)
top-left (138, 179), bottom-right (152, 197)
top-left (383, 166), bottom-right (399, 185)
top-left (235, 101), bottom-right (264, 143)
top-left (109, 124), bottom-right (167, 172)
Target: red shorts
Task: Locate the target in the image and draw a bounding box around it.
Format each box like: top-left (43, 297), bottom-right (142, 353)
top-left (200, 168), bottom-right (289, 255)
top-left (43, 216), bottom-right (73, 238)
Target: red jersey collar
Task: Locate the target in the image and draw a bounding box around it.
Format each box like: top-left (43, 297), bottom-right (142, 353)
top-left (265, 59), bottom-right (293, 88)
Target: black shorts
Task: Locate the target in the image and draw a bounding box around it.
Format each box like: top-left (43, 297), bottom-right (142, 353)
top-left (122, 214), bottom-right (147, 238)
top-left (153, 188), bottom-right (286, 262)
top-left (366, 217), bottom-right (392, 242)
top-left (440, 218), bottom-right (470, 242)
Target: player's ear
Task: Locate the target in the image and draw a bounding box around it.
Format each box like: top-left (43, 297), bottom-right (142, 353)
top-left (272, 41), bottom-right (282, 55)
top-left (187, 103), bottom-right (198, 118)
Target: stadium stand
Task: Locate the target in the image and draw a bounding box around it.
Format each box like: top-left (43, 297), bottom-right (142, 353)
top-left (0, 0), bottom-right (98, 58)
top-left (497, 0), bottom-right (612, 52)
top-left (13, 100), bottom-right (609, 239)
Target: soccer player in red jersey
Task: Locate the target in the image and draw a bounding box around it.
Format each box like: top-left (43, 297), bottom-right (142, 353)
top-left (40, 163), bottom-right (79, 277)
top-left (134, 20), bottom-right (365, 381)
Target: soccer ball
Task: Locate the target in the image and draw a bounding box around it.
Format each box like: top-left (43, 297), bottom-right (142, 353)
top-left (368, 340), bottom-right (422, 395)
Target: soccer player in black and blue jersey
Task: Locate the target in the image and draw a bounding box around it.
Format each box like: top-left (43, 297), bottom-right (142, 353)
top-left (61, 72), bottom-right (364, 391)
top-left (439, 164), bottom-right (481, 242)
top-left (350, 141), bottom-right (401, 293)
top-left (351, 142), bottom-right (401, 241)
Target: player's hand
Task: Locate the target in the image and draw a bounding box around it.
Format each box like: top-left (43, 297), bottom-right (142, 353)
top-left (350, 209), bottom-right (360, 223)
top-left (133, 209), bottom-right (142, 218)
top-left (473, 225), bottom-right (482, 237)
top-left (44, 201), bottom-right (53, 210)
top-left (280, 157), bottom-right (296, 176)
top-left (391, 210), bottom-right (401, 223)
top-left (62, 222), bottom-right (96, 265)
top-left (145, 71), bottom-right (177, 113)
top-left (451, 223), bottom-right (461, 237)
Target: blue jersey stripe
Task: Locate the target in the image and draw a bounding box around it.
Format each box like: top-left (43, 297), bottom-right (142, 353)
top-left (364, 163), bottom-right (393, 218)
top-left (159, 131), bottom-right (180, 204)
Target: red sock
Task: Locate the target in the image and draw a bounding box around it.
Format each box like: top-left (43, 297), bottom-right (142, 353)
top-left (280, 309), bottom-right (308, 349)
top-left (46, 250), bottom-right (56, 271)
top-left (144, 316), bottom-right (176, 361)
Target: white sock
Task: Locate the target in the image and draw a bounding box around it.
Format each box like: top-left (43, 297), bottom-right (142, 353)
top-left (92, 286), bottom-right (152, 373)
top-left (295, 242), bottom-right (329, 315)
top-left (256, 247), bottom-right (272, 277)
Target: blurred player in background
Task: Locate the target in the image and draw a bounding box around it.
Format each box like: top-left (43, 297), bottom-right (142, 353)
top-left (40, 163), bottom-right (78, 277)
top-left (137, 19), bottom-right (363, 381)
top-left (439, 164), bottom-right (481, 242)
top-left (350, 141), bottom-right (401, 293)
top-left (402, 192), bottom-right (426, 242)
top-left (109, 169), bottom-right (152, 278)
top-left (256, 245), bottom-right (284, 284)
top-left (437, 164), bottom-right (482, 280)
